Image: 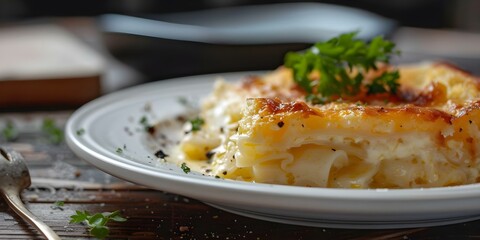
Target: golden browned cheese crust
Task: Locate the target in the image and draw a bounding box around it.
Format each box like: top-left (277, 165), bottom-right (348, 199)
top-left (177, 62), bottom-right (480, 188)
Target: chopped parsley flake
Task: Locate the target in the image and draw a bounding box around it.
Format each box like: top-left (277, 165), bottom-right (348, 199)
top-left (76, 128), bottom-right (85, 136)
top-left (181, 162), bottom-right (191, 174)
top-left (116, 148), bottom-right (123, 154)
top-left (139, 116), bottom-right (154, 133)
top-left (190, 117), bottom-right (205, 132)
top-left (139, 116), bottom-right (148, 125)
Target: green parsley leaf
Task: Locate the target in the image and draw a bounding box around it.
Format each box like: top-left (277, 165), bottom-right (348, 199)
top-left (284, 32), bottom-right (400, 102)
top-left (139, 116), bottom-right (155, 133)
top-left (90, 225), bottom-right (109, 239)
top-left (116, 147), bottom-right (123, 154)
top-left (89, 213), bottom-right (107, 226)
top-left (139, 116), bottom-right (149, 129)
top-left (1, 121), bottom-right (17, 141)
top-left (189, 117), bottom-right (204, 132)
top-left (367, 70), bottom-right (400, 95)
top-left (139, 116), bottom-right (147, 125)
top-left (69, 210), bottom-right (127, 239)
top-left (108, 211), bottom-right (127, 222)
top-left (70, 210), bottom-right (89, 223)
top-left (42, 118), bottom-right (63, 144)
top-left (181, 162), bottom-right (191, 174)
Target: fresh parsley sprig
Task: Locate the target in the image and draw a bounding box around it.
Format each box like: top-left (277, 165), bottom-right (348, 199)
top-left (70, 210), bottom-right (127, 239)
top-left (285, 32), bottom-right (400, 103)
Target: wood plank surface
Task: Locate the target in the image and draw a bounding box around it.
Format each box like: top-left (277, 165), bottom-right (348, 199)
top-left (1, 112), bottom-right (480, 239)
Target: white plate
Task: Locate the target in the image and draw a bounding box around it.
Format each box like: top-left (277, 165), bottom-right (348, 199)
top-left (66, 72), bottom-right (480, 229)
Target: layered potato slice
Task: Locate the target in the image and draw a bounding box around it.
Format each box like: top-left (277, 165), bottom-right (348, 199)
top-left (177, 62), bottom-right (480, 188)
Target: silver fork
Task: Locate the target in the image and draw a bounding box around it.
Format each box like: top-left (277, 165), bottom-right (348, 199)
top-left (0, 146), bottom-right (61, 240)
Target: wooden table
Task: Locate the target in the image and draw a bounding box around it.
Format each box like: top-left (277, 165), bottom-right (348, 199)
top-left (1, 112), bottom-right (479, 239)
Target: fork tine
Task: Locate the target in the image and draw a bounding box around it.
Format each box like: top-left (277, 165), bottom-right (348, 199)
top-left (0, 146), bottom-right (10, 162)
top-left (0, 146), bottom-right (59, 239)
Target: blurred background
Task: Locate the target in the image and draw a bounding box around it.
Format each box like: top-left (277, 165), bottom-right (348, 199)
top-left (1, 0), bottom-right (479, 30)
top-left (0, 0), bottom-right (479, 110)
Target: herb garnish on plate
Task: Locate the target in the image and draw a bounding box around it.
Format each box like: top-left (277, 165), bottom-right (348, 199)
top-left (284, 32), bottom-right (400, 103)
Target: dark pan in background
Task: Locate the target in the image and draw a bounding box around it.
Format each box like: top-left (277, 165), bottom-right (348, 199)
top-left (98, 3), bottom-right (397, 81)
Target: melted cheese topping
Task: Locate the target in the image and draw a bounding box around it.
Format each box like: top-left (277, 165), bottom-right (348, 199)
top-left (176, 62), bottom-right (480, 188)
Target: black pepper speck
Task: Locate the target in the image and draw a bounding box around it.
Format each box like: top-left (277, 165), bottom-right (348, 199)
top-left (154, 150), bottom-right (169, 159)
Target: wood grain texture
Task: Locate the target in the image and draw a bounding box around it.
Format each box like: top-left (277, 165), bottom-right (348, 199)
top-left (1, 112), bottom-right (480, 239)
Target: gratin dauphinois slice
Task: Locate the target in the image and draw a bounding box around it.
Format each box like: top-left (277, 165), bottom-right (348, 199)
top-left (177, 62), bottom-right (480, 189)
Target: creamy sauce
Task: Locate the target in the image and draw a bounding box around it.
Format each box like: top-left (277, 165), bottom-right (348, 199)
top-left (144, 113), bottom-right (214, 176)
